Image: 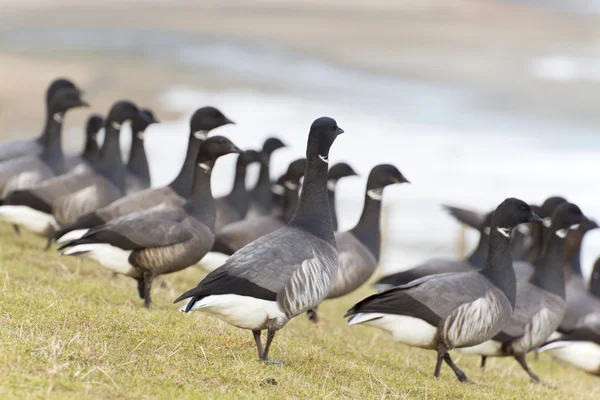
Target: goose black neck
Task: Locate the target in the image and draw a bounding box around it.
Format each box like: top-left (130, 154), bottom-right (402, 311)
top-left (350, 193), bottom-right (383, 261)
top-left (328, 187), bottom-right (338, 231)
top-left (282, 184), bottom-right (300, 223)
top-left (81, 136), bottom-right (99, 163)
top-left (95, 124), bottom-right (125, 193)
top-left (529, 230), bottom-right (567, 299)
top-left (127, 135), bottom-right (150, 188)
top-left (288, 155), bottom-right (335, 246)
top-left (479, 228), bottom-right (516, 307)
top-left (251, 156), bottom-right (272, 212)
top-left (525, 224), bottom-right (544, 263)
top-left (169, 135), bottom-right (202, 198)
top-left (184, 162), bottom-right (216, 231)
top-left (590, 266), bottom-right (600, 298)
top-left (225, 162), bottom-right (250, 217)
top-left (467, 231), bottom-right (490, 268)
top-left (39, 113), bottom-right (65, 174)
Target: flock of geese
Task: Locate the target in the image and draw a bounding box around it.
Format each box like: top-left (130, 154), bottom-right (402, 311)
top-left (2, 78), bottom-right (599, 386)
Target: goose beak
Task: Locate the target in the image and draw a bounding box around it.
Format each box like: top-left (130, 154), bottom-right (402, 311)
top-left (393, 176), bottom-right (410, 184)
top-left (529, 213), bottom-right (544, 223)
top-left (230, 144), bottom-right (243, 154)
top-left (224, 117), bottom-right (235, 125)
top-left (337, 127), bottom-right (344, 135)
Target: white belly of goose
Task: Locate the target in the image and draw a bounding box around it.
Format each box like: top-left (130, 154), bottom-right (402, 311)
top-left (456, 340), bottom-right (504, 357)
top-left (56, 228), bottom-right (89, 244)
top-left (62, 243), bottom-right (135, 276)
top-left (182, 294), bottom-right (287, 331)
top-left (196, 251), bottom-right (229, 273)
top-left (348, 313), bottom-right (437, 349)
top-left (539, 341), bottom-right (600, 374)
top-left (0, 205), bottom-right (59, 235)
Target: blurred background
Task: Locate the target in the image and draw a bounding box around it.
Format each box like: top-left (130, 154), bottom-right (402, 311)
top-left (2, 0), bottom-right (600, 275)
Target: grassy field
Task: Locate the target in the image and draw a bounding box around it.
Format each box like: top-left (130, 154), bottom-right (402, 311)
top-left (1, 225), bottom-right (598, 399)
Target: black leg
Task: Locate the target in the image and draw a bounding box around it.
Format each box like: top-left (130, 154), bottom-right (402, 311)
top-left (253, 330), bottom-right (263, 360)
top-left (480, 356), bottom-right (487, 369)
top-left (307, 308), bottom-right (319, 324)
top-left (143, 273), bottom-right (153, 308)
top-left (434, 349), bottom-right (444, 378)
top-left (44, 237), bottom-right (52, 251)
top-left (137, 279), bottom-right (145, 300)
top-left (443, 353), bottom-right (470, 383)
top-left (515, 354), bottom-right (542, 384)
top-left (12, 225), bottom-right (20, 236)
top-left (260, 329), bottom-right (282, 365)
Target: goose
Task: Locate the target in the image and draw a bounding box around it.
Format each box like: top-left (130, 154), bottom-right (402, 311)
top-left (307, 164), bottom-right (409, 323)
top-left (457, 202), bottom-right (586, 383)
top-left (51, 107), bottom-right (234, 244)
top-left (245, 137), bottom-right (286, 218)
top-left (591, 257), bottom-right (600, 299)
top-left (0, 78), bottom-right (77, 162)
top-left (0, 100), bottom-right (144, 236)
top-left (63, 114), bottom-right (103, 171)
top-left (326, 162), bottom-right (358, 231)
top-left (345, 198), bottom-right (542, 383)
top-left (525, 196), bottom-right (567, 263)
top-left (125, 108), bottom-right (158, 194)
top-left (564, 218), bottom-right (599, 288)
top-left (175, 117), bottom-right (344, 364)
top-left (0, 88), bottom-right (88, 196)
top-left (211, 158), bottom-right (306, 255)
top-left (59, 136), bottom-right (242, 307)
top-left (214, 150), bottom-right (263, 231)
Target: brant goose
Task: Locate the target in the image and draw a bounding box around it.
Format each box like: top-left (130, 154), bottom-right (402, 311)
top-left (591, 257), bottom-right (600, 299)
top-left (125, 108), bottom-right (159, 194)
top-left (0, 78), bottom-right (77, 162)
top-left (60, 136), bottom-right (241, 307)
top-left (245, 137), bottom-right (286, 218)
top-left (214, 150), bottom-right (263, 230)
top-left (525, 196), bottom-right (567, 263)
top-left (326, 162), bottom-right (358, 231)
top-left (345, 198), bottom-right (542, 382)
top-left (52, 107), bottom-right (234, 244)
top-left (0, 88), bottom-right (88, 195)
top-left (0, 101), bottom-right (142, 236)
top-left (458, 202), bottom-right (586, 383)
top-left (64, 114), bottom-right (103, 171)
top-left (307, 164), bottom-right (408, 323)
top-left (175, 117), bottom-right (343, 364)
top-left (212, 158), bottom-right (306, 255)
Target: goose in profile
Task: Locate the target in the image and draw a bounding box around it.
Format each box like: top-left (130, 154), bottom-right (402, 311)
top-left (307, 164), bottom-right (409, 323)
top-left (0, 78), bottom-right (78, 162)
top-left (51, 107), bottom-right (234, 245)
top-left (525, 196), bottom-right (567, 263)
top-left (0, 101), bottom-right (144, 236)
top-left (214, 150), bottom-right (263, 231)
top-left (326, 162), bottom-right (358, 231)
top-left (64, 114), bottom-right (103, 171)
top-left (245, 137), bottom-right (286, 218)
top-left (125, 108), bottom-right (159, 194)
top-left (345, 198), bottom-right (542, 383)
top-left (59, 136), bottom-right (241, 307)
top-left (458, 202), bottom-right (586, 383)
top-left (175, 117), bottom-right (343, 364)
top-left (0, 88), bottom-right (88, 196)
top-left (211, 158), bottom-right (306, 255)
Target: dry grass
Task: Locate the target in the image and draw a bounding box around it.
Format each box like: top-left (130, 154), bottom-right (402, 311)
top-left (0, 224), bottom-right (598, 399)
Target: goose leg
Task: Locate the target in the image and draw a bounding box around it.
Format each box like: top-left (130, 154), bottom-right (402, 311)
top-left (137, 279), bottom-right (146, 300)
top-left (253, 330), bottom-right (264, 359)
top-left (307, 308), bottom-right (319, 323)
top-left (260, 329), bottom-right (282, 365)
top-left (480, 356), bottom-right (487, 369)
top-left (44, 237), bottom-right (52, 251)
top-left (12, 225), bottom-right (20, 236)
top-left (434, 349), bottom-right (444, 378)
top-left (443, 352), bottom-right (470, 383)
top-left (142, 273), bottom-right (154, 308)
top-left (515, 354), bottom-right (542, 384)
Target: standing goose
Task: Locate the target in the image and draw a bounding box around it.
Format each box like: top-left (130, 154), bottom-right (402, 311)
top-left (125, 108), bottom-right (159, 194)
top-left (51, 107), bottom-right (234, 244)
top-left (64, 114), bottom-right (104, 171)
top-left (307, 164), bottom-right (409, 323)
top-left (211, 158), bottom-right (306, 255)
top-left (59, 136), bottom-right (242, 307)
top-left (214, 150), bottom-right (263, 230)
top-left (345, 198), bottom-right (542, 383)
top-left (0, 88), bottom-right (88, 196)
top-left (175, 117), bottom-right (343, 364)
top-left (458, 202), bottom-right (586, 383)
top-left (0, 101), bottom-right (143, 236)
top-left (0, 78), bottom-right (77, 162)
top-left (245, 137), bottom-right (286, 218)
top-left (326, 162), bottom-right (358, 231)
top-left (525, 196), bottom-right (567, 263)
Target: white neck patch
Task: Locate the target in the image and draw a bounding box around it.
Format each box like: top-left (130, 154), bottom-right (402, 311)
top-left (284, 181), bottom-right (298, 190)
top-left (198, 162), bottom-right (211, 172)
top-left (327, 179), bottom-right (337, 191)
top-left (543, 217), bottom-right (552, 228)
top-left (194, 130), bottom-right (208, 140)
top-left (111, 121), bottom-right (122, 130)
top-left (367, 188), bottom-right (383, 200)
top-left (53, 113), bottom-right (64, 123)
top-left (497, 227), bottom-right (511, 238)
top-left (569, 223), bottom-right (580, 231)
top-left (271, 184), bottom-right (285, 195)
top-left (319, 154), bottom-right (329, 164)
top-left (555, 229), bottom-right (567, 239)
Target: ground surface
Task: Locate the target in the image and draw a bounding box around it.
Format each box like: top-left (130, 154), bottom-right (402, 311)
top-left (1, 225), bottom-right (599, 399)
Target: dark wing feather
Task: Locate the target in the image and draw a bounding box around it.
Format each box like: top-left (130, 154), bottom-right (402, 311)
top-left (375, 259), bottom-right (474, 288)
top-left (2, 189), bottom-right (53, 213)
top-left (442, 205), bottom-right (486, 231)
top-left (214, 215), bottom-right (285, 253)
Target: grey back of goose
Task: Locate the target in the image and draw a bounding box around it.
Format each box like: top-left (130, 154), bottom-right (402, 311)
top-left (346, 198), bottom-right (542, 383)
top-left (125, 109), bottom-right (159, 194)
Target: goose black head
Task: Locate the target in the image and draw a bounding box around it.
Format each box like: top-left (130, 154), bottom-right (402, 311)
top-left (48, 88), bottom-right (88, 116)
top-left (307, 117), bottom-right (343, 164)
top-left (285, 158), bottom-right (307, 187)
top-left (328, 162), bottom-right (358, 188)
top-left (46, 78), bottom-right (77, 106)
top-left (189, 107), bottom-right (234, 140)
top-left (365, 164), bottom-right (409, 200)
top-left (237, 150), bottom-right (262, 167)
top-left (105, 101), bottom-right (143, 129)
top-left (549, 202), bottom-right (586, 239)
top-left (85, 114), bottom-right (104, 139)
top-left (492, 198), bottom-right (543, 238)
top-left (196, 136), bottom-right (242, 169)
top-left (591, 257), bottom-right (600, 298)
top-left (131, 108), bottom-right (159, 138)
top-left (262, 137), bottom-right (286, 155)
top-left (540, 196), bottom-right (568, 228)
